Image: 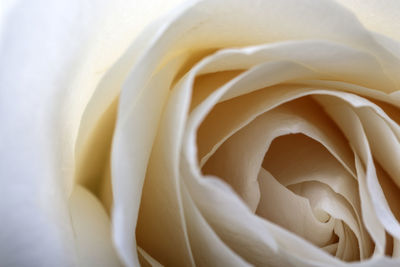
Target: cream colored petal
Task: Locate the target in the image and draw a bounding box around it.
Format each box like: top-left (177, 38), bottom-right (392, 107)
top-left (66, 0), bottom-right (188, 195)
top-left (75, 98), bottom-right (117, 196)
top-left (375, 164), bottom-right (400, 257)
top-left (261, 219), bottom-right (344, 266)
top-left (264, 133), bottom-right (357, 205)
top-left (334, 0), bottom-right (400, 42)
top-left (130, 45), bottom-right (255, 267)
top-left (356, 108), bottom-right (400, 188)
top-left (371, 32), bottom-right (400, 63)
top-left (192, 40), bottom-right (395, 92)
top-left (289, 181), bottom-right (360, 259)
top-left (166, 0), bottom-right (400, 77)
top-left (303, 80), bottom-right (400, 141)
top-left (296, 80), bottom-right (400, 108)
top-left (334, 222), bottom-right (346, 259)
top-left (394, 240), bottom-right (400, 258)
top-left (202, 98), bottom-right (357, 212)
top-left (180, 182), bottom-right (251, 267)
top-left (182, 152), bottom-right (286, 265)
top-left (315, 95), bottom-right (400, 242)
top-left (112, 55), bottom-right (188, 266)
top-left (323, 242), bottom-right (339, 256)
top-left (370, 100), bottom-right (400, 130)
top-left (199, 89), bottom-right (355, 178)
top-left (315, 96), bottom-right (397, 255)
top-left (74, 0), bottom-right (190, 177)
top-left (333, 222), bottom-right (358, 261)
top-left (137, 247), bottom-right (163, 267)
top-left (99, 152), bottom-right (113, 215)
top-left (135, 62), bottom-right (195, 266)
top-left (263, 133), bottom-right (371, 258)
top-left (75, 21), bottom-right (161, 181)
top-left (168, 0), bottom-right (400, 89)
top-left (354, 257), bottom-right (400, 267)
top-left (1, 0), bottom-right (190, 265)
top-left (211, 40), bottom-right (399, 102)
top-left (257, 168), bottom-right (335, 247)
top-left (75, 8), bottom-right (187, 174)
top-left (0, 0), bottom-right (133, 265)
top-left (69, 185), bottom-right (121, 267)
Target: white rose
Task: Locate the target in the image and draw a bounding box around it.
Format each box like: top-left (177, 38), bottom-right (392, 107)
top-left (1, 0), bottom-right (400, 267)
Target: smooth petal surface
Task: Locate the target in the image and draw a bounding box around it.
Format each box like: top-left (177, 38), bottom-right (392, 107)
top-left (335, 0), bottom-right (400, 42)
top-left (69, 186), bottom-right (121, 267)
top-left (0, 1), bottom-right (113, 265)
top-left (257, 168), bottom-right (336, 248)
top-left (0, 0), bottom-right (186, 266)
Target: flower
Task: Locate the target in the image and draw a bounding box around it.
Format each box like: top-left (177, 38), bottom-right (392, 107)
top-left (2, 0), bottom-right (400, 266)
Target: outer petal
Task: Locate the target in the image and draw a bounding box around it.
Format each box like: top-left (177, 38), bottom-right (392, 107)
top-left (69, 186), bottom-right (121, 267)
top-left (335, 0), bottom-right (400, 41)
top-left (0, 0), bottom-right (184, 266)
top-left (0, 1), bottom-right (99, 265)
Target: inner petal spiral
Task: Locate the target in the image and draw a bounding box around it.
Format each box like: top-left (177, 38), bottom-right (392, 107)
top-left (200, 94), bottom-right (371, 261)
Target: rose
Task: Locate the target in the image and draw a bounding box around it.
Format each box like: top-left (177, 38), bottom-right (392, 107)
top-left (109, 0), bottom-right (400, 265)
top-left (110, 0), bottom-right (400, 265)
top-left (2, 0), bottom-right (400, 267)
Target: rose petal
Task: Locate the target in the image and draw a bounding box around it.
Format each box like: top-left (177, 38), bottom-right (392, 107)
top-left (137, 247), bottom-right (163, 267)
top-left (263, 133), bottom-right (371, 258)
top-left (356, 108), bottom-right (400, 188)
top-left (257, 168), bottom-right (336, 247)
top-left (335, 0), bottom-right (400, 42)
top-left (199, 89), bottom-right (356, 177)
top-left (315, 96), bottom-right (393, 254)
top-left (112, 54), bottom-right (188, 266)
top-left (69, 186), bottom-right (121, 267)
top-left (289, 181), bottom-right (361, 261)
top-left (375, 164), bottom-right (400, 257)
top-left (180, 181), bottom-right (251, 266)
top-left (135, 55), bottom-right (195, 266)
top-left (0, 0), bottom-right (120, 264)
top-left (296, 80), bottom-right (400, 108)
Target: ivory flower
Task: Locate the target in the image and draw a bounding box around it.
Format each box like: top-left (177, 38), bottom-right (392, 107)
top-left (1, 0), bottom-right (400, 266)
